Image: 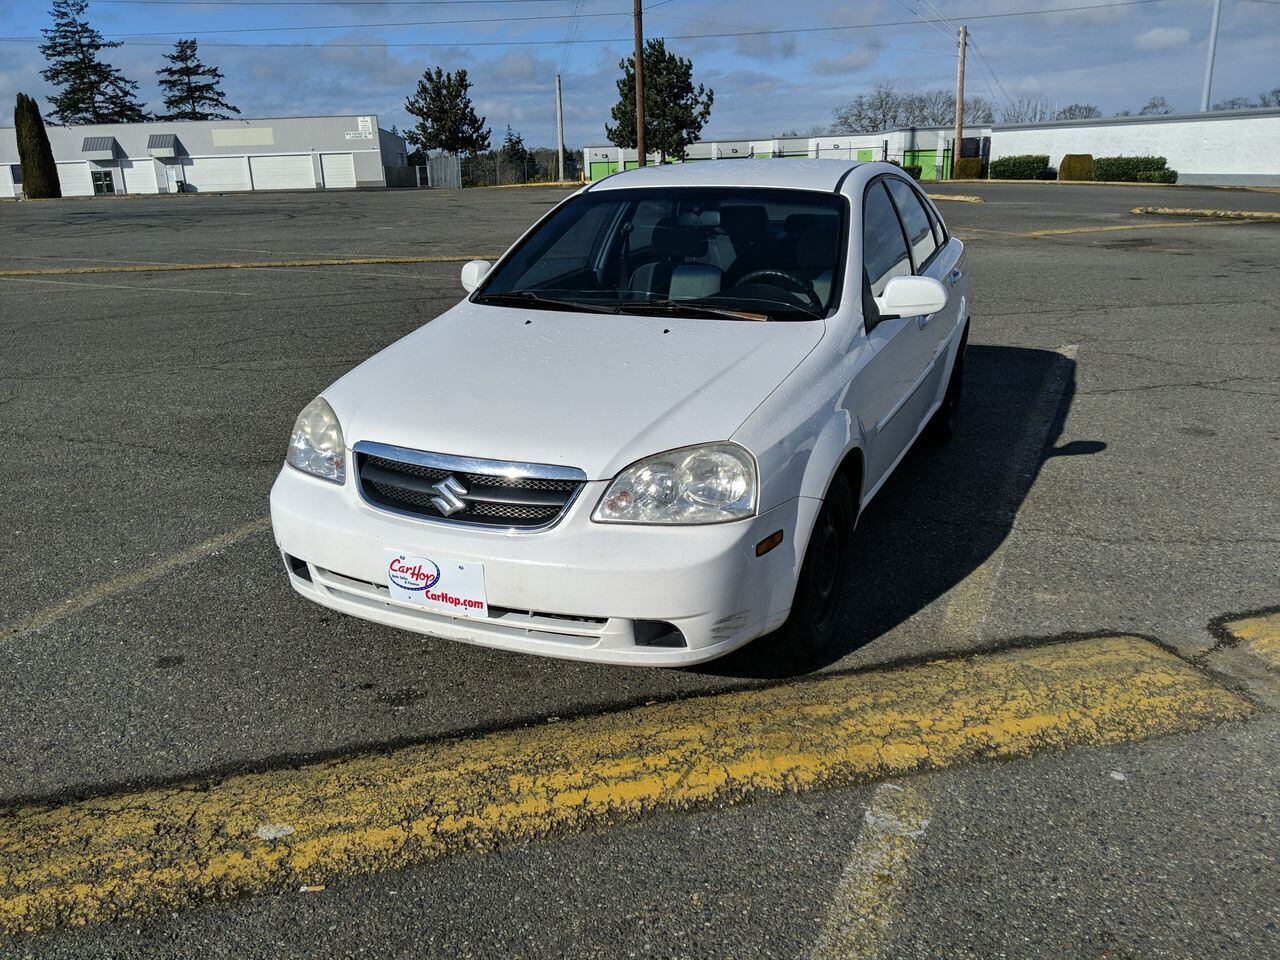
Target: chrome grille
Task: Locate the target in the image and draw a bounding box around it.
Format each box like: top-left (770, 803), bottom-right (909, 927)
top-left (353, 442), bottom-right (587, 530)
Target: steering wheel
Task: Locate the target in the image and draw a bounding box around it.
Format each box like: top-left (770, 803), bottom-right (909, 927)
top-left (735, 269), bottom-right (823, 313)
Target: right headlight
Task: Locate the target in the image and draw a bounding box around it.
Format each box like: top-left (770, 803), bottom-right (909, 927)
top-left (286, 396), bottom-right (346, 484)
top-left (593, 442), bottom-right (757, 525)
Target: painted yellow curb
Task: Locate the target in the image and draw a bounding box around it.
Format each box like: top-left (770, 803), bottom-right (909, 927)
top-left (476, 181), bottom-right (580, 190)
top-left (0, 635), bottom-right (1250, 935)
top-left (1221, 610), bottom-right (1280, 667)
top-left (0, 255), bottom-right (501, 278)
top-left (1131, 206), bottom-right (1280, 221)
top-left (927, 194), bottom-right (984, 203)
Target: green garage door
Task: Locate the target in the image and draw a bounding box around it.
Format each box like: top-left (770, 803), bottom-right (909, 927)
top-left (589, 161), bottom-right (619, 181)
top-left (857, 149), bottom-right (874, 162)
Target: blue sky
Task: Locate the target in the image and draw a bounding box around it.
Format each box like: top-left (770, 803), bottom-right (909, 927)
top-left (1, 0), bottom-right (1277, 147)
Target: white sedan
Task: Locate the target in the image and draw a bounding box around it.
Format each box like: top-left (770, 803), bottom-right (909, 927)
top-left (270, 160), bottom-right (970, 666)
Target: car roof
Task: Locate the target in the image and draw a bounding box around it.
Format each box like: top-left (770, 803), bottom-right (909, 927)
top-left (585, 158), bottom-right (863, 194)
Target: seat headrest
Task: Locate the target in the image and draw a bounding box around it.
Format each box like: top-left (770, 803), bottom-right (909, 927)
top-left (679, 209), bottom-right (721, 228)
top-left (784, 213), bottom-right (819, 236)
top-left (796, 224), bottom-right (839, 269)
top-left (721, 205), bottom-right (769, 238)
top-left (652, 224), bottom-right (707, 259)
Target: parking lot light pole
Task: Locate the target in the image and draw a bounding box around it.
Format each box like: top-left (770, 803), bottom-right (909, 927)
top-left (634, 0), bottom-right (646, 167)
top-left (1200, 0), bottom-right (1223, 111)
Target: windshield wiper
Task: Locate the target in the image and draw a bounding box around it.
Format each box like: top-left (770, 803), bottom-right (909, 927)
top-left (475, 291), bottom-right (619, 314)
top-left (611, 299), bottom-right (816, 322)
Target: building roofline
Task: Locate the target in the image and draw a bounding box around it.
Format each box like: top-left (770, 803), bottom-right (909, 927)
top-left (0, 112), bottom-right (382, 134)
top-left (992, 106), bottom-right (1280, 130)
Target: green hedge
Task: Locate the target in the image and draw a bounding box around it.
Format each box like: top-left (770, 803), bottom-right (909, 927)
top-left (1058, 154), bottom-right (1093, 181)
top-left (953, 156), bottom-right (983, 179)
top-left (902, 164), bottom-right (922, 180)
top-left (1135, 168), bottom-right (1178, 184)
top-left (989, 154), bottom-right (1050, 179)
top-left (1093, 155), bottom-right (1169, 181)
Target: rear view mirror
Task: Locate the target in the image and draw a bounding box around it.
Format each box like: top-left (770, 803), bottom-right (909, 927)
top-left (873, 275), bottom-right (948, 320)
top-left (460, 259), bottom-right (492, 293)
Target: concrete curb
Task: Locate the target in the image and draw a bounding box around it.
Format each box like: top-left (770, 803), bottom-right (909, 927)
top-left (942, 179), bottom-right (1280, 193)
top-left (1131, 206), bottom-right (1280, 221)
top-left (927, 194), bottom-right (984, 203)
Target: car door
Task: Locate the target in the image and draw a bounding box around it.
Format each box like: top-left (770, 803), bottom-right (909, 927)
top-left (853, 177), bottom-right (935, 491)
top-left (883, 177), bottom-right (964, 429)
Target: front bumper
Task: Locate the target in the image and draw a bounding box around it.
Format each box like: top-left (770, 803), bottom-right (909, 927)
top-left (269, 464), bottom-right (816, 666)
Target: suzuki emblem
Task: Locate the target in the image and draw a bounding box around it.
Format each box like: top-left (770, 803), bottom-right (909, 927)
top-left (429, 475), bottom-right (468, 517)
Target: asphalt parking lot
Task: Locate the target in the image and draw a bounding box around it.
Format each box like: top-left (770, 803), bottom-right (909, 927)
top-left (1, 181), bottom-right (1278, 958)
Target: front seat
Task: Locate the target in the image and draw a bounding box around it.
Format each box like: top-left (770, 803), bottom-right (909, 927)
top-left (629, 222), bottom-right (720, 300)
top-left (795, 223), bottom-right (839, 307)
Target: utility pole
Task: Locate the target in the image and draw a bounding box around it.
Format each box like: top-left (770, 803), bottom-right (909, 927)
top-left (633, 0), bottom-right (646, 167)
top-left (952, 24), bottom-right (967, 179)
top-left (555, 73), bottom-right (566, 181)
top-left (1200, 0), bottom-right (1223, 111)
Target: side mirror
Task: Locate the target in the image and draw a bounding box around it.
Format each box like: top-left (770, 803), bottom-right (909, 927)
top-left (460, 259), bottom-right (492, 293)
top-left (873, 275), bottom-right (948, 320)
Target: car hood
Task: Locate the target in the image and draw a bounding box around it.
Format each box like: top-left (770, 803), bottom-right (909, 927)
top-left (325, 300), bottom-right (824, 480)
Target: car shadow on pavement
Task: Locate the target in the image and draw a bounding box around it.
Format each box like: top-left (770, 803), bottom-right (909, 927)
top-left (700, 344), bottom-right (1086, 680)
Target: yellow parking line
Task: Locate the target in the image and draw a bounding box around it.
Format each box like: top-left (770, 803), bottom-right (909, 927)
top-left (0, 255), bottom-right (500, 278)
top-left (0, 634), bottom-right (1250, 935)
top-left (0, 518), bottom-right (270, 642)
top-left (1025, 219), bottom-right (1247, 237)
top-left (810, 782), bottom-right (930, 960)
top-left (927, 193), bottom-right (984, 203)
top-left (1220, 610), bottom-right (1280, 668)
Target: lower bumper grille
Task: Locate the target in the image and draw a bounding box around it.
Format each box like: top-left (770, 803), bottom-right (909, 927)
top-left (353, 441), bottom-right (587, 530)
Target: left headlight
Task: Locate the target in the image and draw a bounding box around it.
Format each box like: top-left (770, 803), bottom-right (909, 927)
top-left (286, 396), bottom-right (346, 484)
top-left (593, 442), bottom-right (757, 525)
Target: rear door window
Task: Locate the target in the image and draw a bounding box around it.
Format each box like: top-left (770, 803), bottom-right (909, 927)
top-left (884, 177), bottom-right (938, 271)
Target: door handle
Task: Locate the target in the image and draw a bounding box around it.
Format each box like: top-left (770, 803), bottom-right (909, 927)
top-left (946, 267), bottom-right (963, 287)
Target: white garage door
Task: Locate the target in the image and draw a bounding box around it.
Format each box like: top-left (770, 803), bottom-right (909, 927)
top-left (56, 161), bottom-right (94, 197)
top-left (0, 165), bottom-right (14, 199)
top-left (120, 158), bottom-right (158, 195)
top-left (182, 156), bottom-right (251, 193)
top-left (320, 153), bottom-right (357, 189)
top-left (249, 154), bottom-right (314, 191)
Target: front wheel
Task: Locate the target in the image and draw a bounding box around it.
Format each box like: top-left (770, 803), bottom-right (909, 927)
top-left (772, 475), bottom-right (857, 666)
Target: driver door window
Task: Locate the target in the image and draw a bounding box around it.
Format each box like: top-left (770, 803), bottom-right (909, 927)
top-left (863, 181), bottom-right (911, 297)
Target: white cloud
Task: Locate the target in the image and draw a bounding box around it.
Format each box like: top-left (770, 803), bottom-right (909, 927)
top-left (1134, 27), bottom-right (1191, 51)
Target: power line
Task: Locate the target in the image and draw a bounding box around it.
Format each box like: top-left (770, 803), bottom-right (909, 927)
top-left (0, 0), bottom-right (1178, 48)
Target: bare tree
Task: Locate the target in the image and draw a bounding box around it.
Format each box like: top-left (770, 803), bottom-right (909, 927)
top-left (1055, 103), bottom-right (1102, 120)
top-left (1000, 96), bottom-right (1057, 123)
top-left (1138, 95), bottom-right (1172, 115)
top-left (831, 82), bottom-right (903, 133)
top-left (833, 83), bottom-right (995, 132)
top-left (1258, 88), bottom-right (1280, 107)
top-left (1212, 95), bottom-right (1254, 111)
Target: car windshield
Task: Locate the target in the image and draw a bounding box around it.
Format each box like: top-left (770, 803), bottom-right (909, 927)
top-left (474, 186), bottom-right (847, 321)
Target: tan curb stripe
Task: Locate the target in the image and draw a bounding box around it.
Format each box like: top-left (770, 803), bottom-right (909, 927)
top-left (1131, 206), bottom-right (1280, 221)
top-left (0, 635), bottom-right (1250, 935)
top-left (927, 194), bottom-right (984, 203)
top-left (0, 256), bottom-right (501, 278)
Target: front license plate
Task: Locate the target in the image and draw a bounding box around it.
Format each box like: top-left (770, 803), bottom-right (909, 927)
top-left (384, 549), bottom-right (488, 619)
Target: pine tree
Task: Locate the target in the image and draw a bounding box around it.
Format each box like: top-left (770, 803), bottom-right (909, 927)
top-left (156, 38), bottom-right (239, 121)
top-left (13, 94), bottom-right (62, 199)
top-left (606, 39), bottom-right (713, 162)
top-left (403, 67), bottom-right (490, 155)
top-left (39, 0), bottom-right (147, 124)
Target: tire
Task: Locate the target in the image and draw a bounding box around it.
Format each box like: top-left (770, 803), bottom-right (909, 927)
top-left (773, 474), bottom-right (858, 666)
top-left (924, 323), bottom-right (968, 445)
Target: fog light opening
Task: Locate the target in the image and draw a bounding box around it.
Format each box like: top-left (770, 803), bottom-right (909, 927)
top-left (283, 552), bottom-right (313, 583)
top-left (633, 621), bottom-right (688, 648)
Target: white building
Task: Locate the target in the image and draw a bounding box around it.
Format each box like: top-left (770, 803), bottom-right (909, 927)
top-left (584, 107), bottom-right (1280, 186)
top-left (1, 114), bottom-right (409, 199)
